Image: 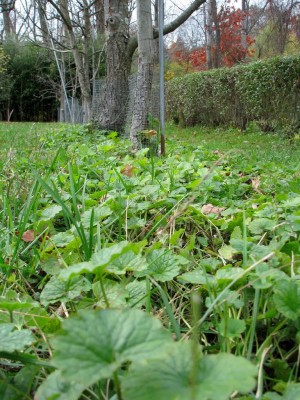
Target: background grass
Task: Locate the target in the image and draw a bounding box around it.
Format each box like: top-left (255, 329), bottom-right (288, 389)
top-left (166, 122), bottom-right (300, 167)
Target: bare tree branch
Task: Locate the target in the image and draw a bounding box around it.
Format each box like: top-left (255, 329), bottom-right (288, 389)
top-left (127, 0), bottom-right (207, 57)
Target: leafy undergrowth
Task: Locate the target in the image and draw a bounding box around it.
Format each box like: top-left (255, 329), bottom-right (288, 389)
top-left (1, 123), bottom-right (300, 399)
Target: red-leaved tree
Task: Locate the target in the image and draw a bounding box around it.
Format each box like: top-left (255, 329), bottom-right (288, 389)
top-left (189, 5), bottom-right (255, 70)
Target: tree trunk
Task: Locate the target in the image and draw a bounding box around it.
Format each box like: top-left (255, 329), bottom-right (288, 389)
top-left (153, 0), bottom-right (159, 64)
top-left (97, 0), bottom-right (131, 131)
top-left (95, 0), bottom-right (105, 35)
top-left (37, 0), bottom-right (50, 45)
top-left (1, 0), bottom-right (15, 38)
top-left (56, 0), bottom-right (92, 122)
top-left (211, 0), bottom-right (220, 68)
top-left (129, 0), bottom-right (154, 146)
top-left (241, 0), bottom-right (249, 51)
top-left (98, 0), bottom-right (206, 131)
top-left (206, 0), bottom-right (213, 69)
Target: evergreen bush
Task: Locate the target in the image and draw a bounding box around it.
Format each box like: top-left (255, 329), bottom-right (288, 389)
top-left (166, 56), bottom-right (300, 132)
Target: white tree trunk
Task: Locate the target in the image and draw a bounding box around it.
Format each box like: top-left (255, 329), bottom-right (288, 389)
top-left (129, 0), bottom-right (154, 147)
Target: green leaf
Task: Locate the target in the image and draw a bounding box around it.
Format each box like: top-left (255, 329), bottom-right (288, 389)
top-left (218, 245), bottom-right (237, 260)
top-left (281, 241), bottom-right (300, 256)
top-left (106, 251), bottom-right (147, 275)
top-left (0, 324), bottom-right (34, 352)
top-left (263, 393), bottom-right (282, 400)
top-left (122, 342), bottom-right (257, 400)
top-left (40, 276), bottom-right (91, 306)
top-left (126, 280), bottom-right (147, 307)
top-left (0, 290), bottom-right (39, 312)
top-left (92, 279), bottom-right (128, 308)
top-left (283, 383), bottom-right (300, 399)
top-left (248, 218), bottom-right (275, 234)
top-left (282, 196), bottom-right (300, 208)
top-left (35, 370), bottom-right (86, 400)
top-left (217, 318), bottom-right (246, 338)
top-left (51, 309), bottom-right (173, 387)
top-left (51, 232), bottom-right (76, 247)
top-left (135, 249), bottom-right (181, 282)
top-left (59, 241), bottom-right (131, 280)
top-left (81, 205), bottom-right (112, 228)
top-left (169, 228), bottom-right (185, 245)
top-left (3, 366), bottom-right (40, 400)
top-left (178, 269), bottom-right (216, 285)
top-left (40, 205), bottom-right (62, 220)
top-left (216, 267), bottom-right (245, 283)
top-left (273, 280), bottom-right (300, 320)
top-left (252, 264), bottom-right (286, 289)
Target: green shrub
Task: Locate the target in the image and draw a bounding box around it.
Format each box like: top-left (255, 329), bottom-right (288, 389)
top-left (166, 56), bottom-right (300, 132)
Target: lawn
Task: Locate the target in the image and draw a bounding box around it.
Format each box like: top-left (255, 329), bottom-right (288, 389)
top-left (1, 122), bottom-right (300, 399)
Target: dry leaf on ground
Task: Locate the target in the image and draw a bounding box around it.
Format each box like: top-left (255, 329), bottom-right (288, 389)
top-left (121, 165), bottom-right (136, 177)
top-left (21, 230), bottom-right (35, 243)
top-left (201, 203), bottom-right (226, 215)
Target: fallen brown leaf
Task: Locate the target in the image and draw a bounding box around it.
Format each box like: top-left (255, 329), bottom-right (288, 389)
top-left (201, 203), bottom-right (226, 215)
top-left (251, 176), bottom-right (261, 192)
top-left (21, 230), bottom-right (35, 243)
top-left (121, 164), bottom-right (136, 177)
top-left (144, 129), bottom-right (157, 138)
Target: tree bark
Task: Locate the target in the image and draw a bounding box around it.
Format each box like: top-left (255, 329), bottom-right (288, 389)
top-left (97, 0), bottom-right (131, 131)
top-left (101, 0), bottom-right (207, 133)
top-left (206, 0), bottom-right (213, 69)
top-left (37, 0), bottom-right (50, 45)
top-left (241, 0), bottom-right (249, 50)
top-left (211, 0), bottom-right (220, 68)
top-left (1, 0), bottom-right (15, 38)
top-left (129, 0), bottom-right (154, 146)
top-left (57, 0), bottom-right (92, 122)
top-left (95, 0), bottom-right (105, 35)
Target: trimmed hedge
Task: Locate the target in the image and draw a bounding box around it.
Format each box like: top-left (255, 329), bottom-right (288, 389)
top-left (166, 56), bottom-right (300, 131)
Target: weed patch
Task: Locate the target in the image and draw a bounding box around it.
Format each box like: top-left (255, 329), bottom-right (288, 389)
top-left (1, 122), bottom-right (300, 399)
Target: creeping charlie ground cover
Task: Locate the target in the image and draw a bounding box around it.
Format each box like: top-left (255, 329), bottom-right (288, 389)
top-left (1, 122), bottom-right (300, 399)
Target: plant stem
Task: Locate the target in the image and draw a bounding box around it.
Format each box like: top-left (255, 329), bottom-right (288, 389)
top-left (247, 288), bottom-right (260, 360)
top-left (113, 372), bottom-right (123, 400)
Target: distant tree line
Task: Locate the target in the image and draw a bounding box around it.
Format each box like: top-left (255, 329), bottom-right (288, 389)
top-left (0, 0), bottom-right (299, 136)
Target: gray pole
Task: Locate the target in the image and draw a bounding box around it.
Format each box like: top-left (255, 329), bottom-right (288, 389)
top-left (159, 0), bottom-right (166, 156)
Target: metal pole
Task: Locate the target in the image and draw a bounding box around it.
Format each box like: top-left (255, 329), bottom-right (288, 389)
top-left (159, 0), bottom-right (166, 156)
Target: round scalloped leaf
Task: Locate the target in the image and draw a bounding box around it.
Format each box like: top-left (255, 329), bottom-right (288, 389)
top-left (35, 370), bottom-right (86, 400)
top-left (40, 276), bottom-right (91, 306)
top-left (0, 324), bottom-right (35, 352)
top-left (283, 383), bottom-right (300, 399)
top-left (248, 218), bottom-right (276, 235)
top-left (51, 309), bottom-right (173, 388)
top-left (58, 241), bottom-right (133, 280)
top-left (273, 280), bottom-right (300, 320)
top-left (135, 249), bottom-right (181, 282)
top-left (217, 318), bottom-right (246, 338)
top-left (122, 342), bottom-right (257, 400)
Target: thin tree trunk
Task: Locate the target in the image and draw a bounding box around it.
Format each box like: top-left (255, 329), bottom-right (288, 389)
top-left (37, 0), bottom-right (50, 45)
top-left (211, 0), bottom-right (220, 68)
top-left (1, 0), bottom-right (15, 38)
top-left (153, 0), bottom-right (159, 64)
top-left (129, 0), bottom-right (154, 147)
top-left (57, 0), bottom-right (92, 122)
top-left (241, 0), bottom-right (248, 50)
top-left (206, 0), bottom-right (213, 69)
